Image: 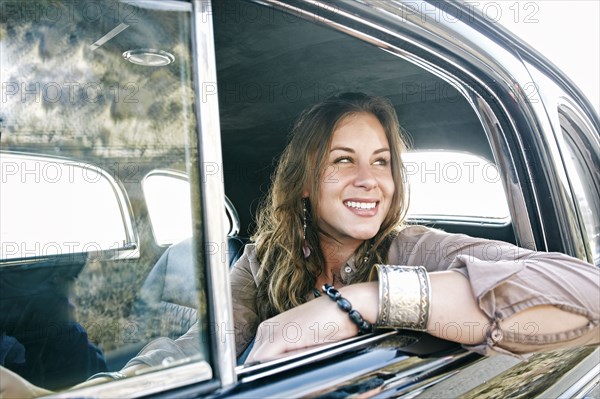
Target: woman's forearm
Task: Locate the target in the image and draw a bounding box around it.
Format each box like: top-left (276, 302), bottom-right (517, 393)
top-left (247, 270), bottom-right (593, 363)
top-left (344, 272), bottom-right (590, 347)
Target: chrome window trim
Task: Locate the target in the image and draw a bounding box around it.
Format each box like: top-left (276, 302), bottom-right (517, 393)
top-left (555, 98), bottom-right (600, 265)
top-left (191, 0), bottom-right (238, 386)
top-left (233, 331), bottom-right (479, 397)
top-left (236, 331), bottom-right (398, 382)
top-left (470, 96), bottom-right (538, 249)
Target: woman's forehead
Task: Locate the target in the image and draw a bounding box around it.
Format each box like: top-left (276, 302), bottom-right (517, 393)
top-left (329, 113), bottom-right (388, 148)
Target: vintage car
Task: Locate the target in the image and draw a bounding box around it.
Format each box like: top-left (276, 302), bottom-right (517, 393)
top-left (0, 0), bottom-right (598, 397)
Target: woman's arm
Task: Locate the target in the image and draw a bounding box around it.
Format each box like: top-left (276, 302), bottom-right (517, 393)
top-left (246, 270), bottom-right (597, 363)
top-left (427, 271), bottom-right (590, 346)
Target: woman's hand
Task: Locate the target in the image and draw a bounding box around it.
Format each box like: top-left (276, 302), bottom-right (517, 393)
top-left (246, 283), bottom-right (379, 363)
top-left (0, 366), bottom-right (52, 399)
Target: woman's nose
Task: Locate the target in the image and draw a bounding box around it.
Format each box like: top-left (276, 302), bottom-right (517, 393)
top-left (353, 163), bottom-right (377, 190)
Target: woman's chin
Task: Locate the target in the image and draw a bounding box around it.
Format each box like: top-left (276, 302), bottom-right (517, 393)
top-left (350, 229), bottom-right (379, 241)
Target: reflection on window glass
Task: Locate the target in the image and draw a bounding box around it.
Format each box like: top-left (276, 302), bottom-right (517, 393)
top-left (0, 0), bottom-right (210, 393)
top-left (404, 151), bottom-right (511, 221)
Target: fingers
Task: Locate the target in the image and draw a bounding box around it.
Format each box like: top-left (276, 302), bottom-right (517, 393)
top-left (244, 300), bottom-right (354, 363)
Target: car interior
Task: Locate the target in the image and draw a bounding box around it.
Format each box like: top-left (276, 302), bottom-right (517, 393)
top-left (0, 0), bottom-right (519, 391)
top-left (212, 0), bottom-right (515, 244)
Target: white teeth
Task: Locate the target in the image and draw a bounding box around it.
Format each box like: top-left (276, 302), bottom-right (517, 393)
top-left (345, 201), bottom-right (376, 210)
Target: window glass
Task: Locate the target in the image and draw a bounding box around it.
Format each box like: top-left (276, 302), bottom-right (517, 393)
top-left (404, 151), bottom-right (511, 222)
top-left (0, 0), bottom-right (211, 393)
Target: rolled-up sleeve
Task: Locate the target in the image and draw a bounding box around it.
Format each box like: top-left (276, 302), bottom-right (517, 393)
top-left (388, 226), bottom-right (600, 355)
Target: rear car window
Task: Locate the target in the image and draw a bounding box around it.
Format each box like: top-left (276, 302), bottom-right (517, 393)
top-left (404, 151), bottom-right (511, 223)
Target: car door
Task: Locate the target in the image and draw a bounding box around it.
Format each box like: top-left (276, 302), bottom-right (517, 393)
top-left (2, 0), bottom-right (598, 398)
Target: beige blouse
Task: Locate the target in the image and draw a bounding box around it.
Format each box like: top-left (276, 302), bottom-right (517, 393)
top-left (230, 225), bottom-right (600, 357)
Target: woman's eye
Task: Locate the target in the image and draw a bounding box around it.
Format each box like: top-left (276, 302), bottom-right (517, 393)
top-left (374, 158), bottom-right (389, 166)
top-left (334, 156), bottom-right (352, 164)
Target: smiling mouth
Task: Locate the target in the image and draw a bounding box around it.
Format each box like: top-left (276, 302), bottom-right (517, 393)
top-left (344, 200), bottom-right (377, 210)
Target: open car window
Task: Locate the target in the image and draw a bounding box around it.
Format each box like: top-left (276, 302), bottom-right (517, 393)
top-left (214, 0), bottom-right (515, 253)
top-left (210, 0), bottom-right (517, 371)
top-left (0, 0), bottom-right (213, 395)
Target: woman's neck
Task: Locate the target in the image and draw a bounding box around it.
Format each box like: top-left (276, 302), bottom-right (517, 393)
top-left (317, 237), bottom-right (362, 287)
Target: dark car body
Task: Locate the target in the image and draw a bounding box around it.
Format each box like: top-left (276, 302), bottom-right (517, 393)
top-left (0, 0), bottom-right (598, 398)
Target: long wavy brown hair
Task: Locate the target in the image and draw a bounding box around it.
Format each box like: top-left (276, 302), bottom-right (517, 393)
top-left (254, 93), bottom-right (410, 320)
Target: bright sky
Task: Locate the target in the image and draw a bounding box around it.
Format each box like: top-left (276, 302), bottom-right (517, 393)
top-left (476, 1), bottom-right (600, 114)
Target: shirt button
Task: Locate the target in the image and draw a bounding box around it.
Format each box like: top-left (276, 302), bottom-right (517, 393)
top-left (490, 328), bottom-right (503, 343)
top-left (344, 266), bottom-right (352, 274)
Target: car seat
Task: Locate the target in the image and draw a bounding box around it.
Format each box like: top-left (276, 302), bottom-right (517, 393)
top-left (131, 196), bottom-right (245, 341)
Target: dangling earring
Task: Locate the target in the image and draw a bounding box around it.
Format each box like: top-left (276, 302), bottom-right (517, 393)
top-left (302, 198), bottom-right (311, 258)
top-left (362, 242), bottom-right (372, 267)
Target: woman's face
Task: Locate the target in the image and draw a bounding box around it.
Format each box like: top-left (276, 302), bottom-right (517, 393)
top-left (315, 112), bottom-right (395, 247)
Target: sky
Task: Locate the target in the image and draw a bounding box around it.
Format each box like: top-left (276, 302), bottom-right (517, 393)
top-left (475, 1), bottom-right (600, 114)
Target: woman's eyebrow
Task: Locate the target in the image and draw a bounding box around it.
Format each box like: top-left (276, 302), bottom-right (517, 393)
top-left (373, 148), bottom-right (391, 154)
top-left (329, 147), bottom-right (391, 154)
top-left (330, 146), bottom-right (355, 153)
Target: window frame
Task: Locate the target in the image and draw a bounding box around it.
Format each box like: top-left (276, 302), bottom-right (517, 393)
top-left (190, 0), bottom-right (238, 388)
top-left (555, 99), bottom-right (600, 265)
top-left (207, 0), bottom-right (545, 387)
top-left (5, 0), bottom-right (226, 397)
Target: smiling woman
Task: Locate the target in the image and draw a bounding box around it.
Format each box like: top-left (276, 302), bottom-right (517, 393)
top-left (229, 92), bottom-right (599, 363)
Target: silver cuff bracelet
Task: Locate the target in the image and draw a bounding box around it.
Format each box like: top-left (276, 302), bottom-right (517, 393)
top-left (370, 264), bottom-right (431, 331)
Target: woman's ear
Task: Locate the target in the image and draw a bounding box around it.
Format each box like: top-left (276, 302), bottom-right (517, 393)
top-left (302, 191), bottom-right (309, 198)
